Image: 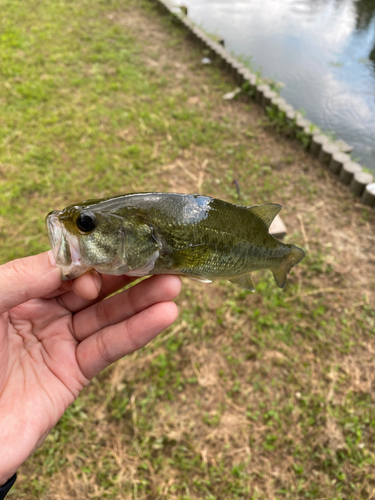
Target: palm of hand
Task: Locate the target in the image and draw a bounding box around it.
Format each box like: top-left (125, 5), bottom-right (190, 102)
top-left (0, 254), bottom-right (181, 484)
top-left (1, 298), bottom-right (82, 468)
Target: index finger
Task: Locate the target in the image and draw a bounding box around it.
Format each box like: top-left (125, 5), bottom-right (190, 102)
top-left (42, 270), bottom-right (102, 301)
top-left (56, 273), bottom-right (138, 313)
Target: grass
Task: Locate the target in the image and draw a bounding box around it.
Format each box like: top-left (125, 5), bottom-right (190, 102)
top-left (1, 0), bottom-right (375, 498)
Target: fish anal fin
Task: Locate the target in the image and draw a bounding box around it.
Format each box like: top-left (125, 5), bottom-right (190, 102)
top-left (272, 245), bottom-right (305, 288)
top-left (248, 204), bottom-right (282, 228)
top-left (188, 276), bottom-right (213, 284)
top-left (229, 272), bottom-right (255, 292)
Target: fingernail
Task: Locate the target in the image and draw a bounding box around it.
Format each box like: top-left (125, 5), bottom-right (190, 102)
top-left (90, 270), bottom-right (102, 292)
top-left (47, 250), bottom-right (56, 267)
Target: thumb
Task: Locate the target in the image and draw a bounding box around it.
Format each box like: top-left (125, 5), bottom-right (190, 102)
top-left (0, 251), bottom-right (61, 315)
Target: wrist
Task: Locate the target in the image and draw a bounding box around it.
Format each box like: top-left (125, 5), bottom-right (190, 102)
top-left (0, 427), bottom-right (23, 485)
top-left (0, 466), bottom-right (17, 486)
top-left (0, 473), bottom-right (17, 497)
top-left (0, 474), bottom-right (13, 487)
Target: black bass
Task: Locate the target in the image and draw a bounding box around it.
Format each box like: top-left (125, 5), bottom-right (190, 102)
top-left (46, 192), bottom-right (305, 291)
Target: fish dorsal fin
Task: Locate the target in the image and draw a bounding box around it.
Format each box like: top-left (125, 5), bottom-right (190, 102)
top-left (247, 204), bottom-right (282, 228)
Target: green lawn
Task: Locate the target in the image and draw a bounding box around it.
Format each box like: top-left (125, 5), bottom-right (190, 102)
top-left (1, 0), bottom-right (375, 498)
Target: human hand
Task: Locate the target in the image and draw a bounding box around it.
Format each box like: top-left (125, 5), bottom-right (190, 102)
top-left (0, 252), bottom-right (181, 484)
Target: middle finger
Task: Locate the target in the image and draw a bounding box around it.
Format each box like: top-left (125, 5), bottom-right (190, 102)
top-left (57, 274), bottom-right (136, 313)
top-left (72, 274), bottom-right (181, 341)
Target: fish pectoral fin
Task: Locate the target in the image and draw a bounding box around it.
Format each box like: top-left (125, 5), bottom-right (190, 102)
top-left (272, 245), bottom-right (306, 288)
top-left (247, 204), bottom-right (282, 228)
top-left (168, 244), bottom-right (213, 268)
top-left (229, 273), bottom-right (255, 292)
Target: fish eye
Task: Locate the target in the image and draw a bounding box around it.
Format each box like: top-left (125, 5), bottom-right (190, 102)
top-left (76, 213), bottom-right (96, 233)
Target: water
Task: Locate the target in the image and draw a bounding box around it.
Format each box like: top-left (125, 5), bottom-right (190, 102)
top-left (182, 0), bottom-right (375, 172)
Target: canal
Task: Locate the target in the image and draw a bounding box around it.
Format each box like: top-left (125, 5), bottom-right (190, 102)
top-left (182, 0), bottom-right (375, 173)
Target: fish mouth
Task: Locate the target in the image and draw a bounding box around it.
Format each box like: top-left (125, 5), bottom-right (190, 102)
top-left (46, 211), bottom-right (91, 280)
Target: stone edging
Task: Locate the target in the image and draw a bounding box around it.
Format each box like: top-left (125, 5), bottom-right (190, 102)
top-left (150, 0), bottom-right (375, 211)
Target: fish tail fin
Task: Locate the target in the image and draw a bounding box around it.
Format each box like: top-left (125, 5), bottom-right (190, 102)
top-left (272, 245), bottom-right (305, 288)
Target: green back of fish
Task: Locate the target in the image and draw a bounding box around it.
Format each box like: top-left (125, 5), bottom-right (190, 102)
top-left (86, 193), bottom-right (292, 279)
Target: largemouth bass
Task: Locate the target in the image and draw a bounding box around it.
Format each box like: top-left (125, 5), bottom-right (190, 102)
top-left (46, 192), bottom-right (305, 291)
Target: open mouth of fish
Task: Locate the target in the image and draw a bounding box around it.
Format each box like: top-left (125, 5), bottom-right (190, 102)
top-left (46, 211), bottom-right (91, 280)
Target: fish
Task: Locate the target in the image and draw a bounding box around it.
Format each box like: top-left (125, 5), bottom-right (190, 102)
top-left (45, 192), bottom-right (305, 291)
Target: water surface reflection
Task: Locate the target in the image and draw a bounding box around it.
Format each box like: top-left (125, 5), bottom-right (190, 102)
top-left (184, 0), bottom-right (375, 172)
